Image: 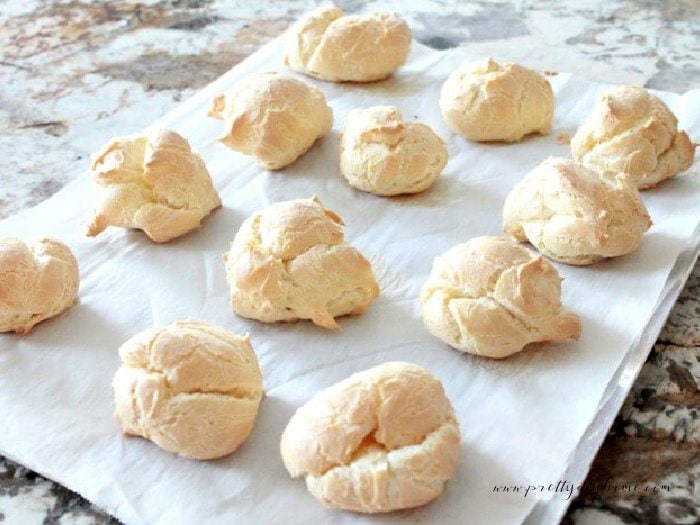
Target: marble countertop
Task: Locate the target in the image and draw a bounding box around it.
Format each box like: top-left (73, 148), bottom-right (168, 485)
top-left (0, 1), bottom-right (698, 524)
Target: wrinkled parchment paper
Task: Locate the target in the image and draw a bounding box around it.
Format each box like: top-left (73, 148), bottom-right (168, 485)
top-left (1, 38), bottom-right (699, 525)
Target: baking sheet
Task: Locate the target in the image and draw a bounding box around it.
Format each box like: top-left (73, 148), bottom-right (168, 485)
top-left (1, 37), bottom-right (699, 525)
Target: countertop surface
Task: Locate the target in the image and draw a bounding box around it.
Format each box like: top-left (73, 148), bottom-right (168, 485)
top-left (0, 1), bottom-right (698, 524)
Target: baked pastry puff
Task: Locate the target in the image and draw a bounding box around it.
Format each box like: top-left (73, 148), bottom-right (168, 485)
top-left (113, 320), bottom-right (263, 460)
top-left (340, 106), bottom-right (448, 195)
top-left (86, 129), bottom-right (221, 243)
top-left (224, 196), bottom-right (379, 329)
top-left (284, 7), bottom-right (412, 82)
top-left (503, 157), bottom-right (652, 265)
top-left (571, 85), bottom-right (695, 189)
top-left (0, 237), bottom-right (79, 334)
top-left (208, 73), bottom-right (333, 170)
top-left (440, 57), bottom-right (554, 142)
top-left (280, 362), bottom-right (460, 513)
top-left (421, 236), bottom-right (581, 359)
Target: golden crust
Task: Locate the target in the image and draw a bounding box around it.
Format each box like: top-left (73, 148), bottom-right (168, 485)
top-left (112, 320), bottom-right (263, 460)
top-left (207, 73), bottom-right (333, 170)
top-left (503, 157), bottom-right (652, 265)
top-left (86, 129), bottom-right (221, 243)
top-left (571, 86), bottom-right (696, 189)
top-left (0, 237), bottom-right (79, 334)
top-left (440, 57), bottom-right (554, 142)
top-left (284, 7), bottom-right (412, 82)
top-left (280, 362), bottom-right (460, 513)
top-left (224, 196), bottom-right (379, 329)
top-left (421, 236), bottom-right (581, 358)
top-left (340, 106), bottom-right (448, 196)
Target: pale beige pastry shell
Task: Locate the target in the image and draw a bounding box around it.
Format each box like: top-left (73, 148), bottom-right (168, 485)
top-left (571, 85), bottom-right (696, 189)
top-left (112, 320), bottom-right (263, 460)
top-left (0, 237), bottom-right (79, 334)
top-left (208, 72), bottom-right (333, 170)
top-left (224, 196), bottom-right (379, 329)
top-left (280, 362), bottom-right (460, 513)
top-left (284, 6), bottom-right (412, 82)
top-left (340, 106), bottom-right (448, 196)
top-left (86, 128), bottom-right (221, 243)
top-left (421, 236), bottom-right (581, 358)
top-left (503, 157), bottom-right (652, 265)
top-left (440, 57), bottom-right (554, 142)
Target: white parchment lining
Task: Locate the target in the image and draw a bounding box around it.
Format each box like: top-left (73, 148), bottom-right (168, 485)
top-left (1, 38), bottom-right (698, 525)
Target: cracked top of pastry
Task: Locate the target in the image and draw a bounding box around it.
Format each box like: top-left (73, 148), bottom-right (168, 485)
top-left (280, 361), bottom-right (460, 513)
top-left (0, 236), bottom-right (79, 335)
top-left (340, 105), bottom-right (448, 196)
top-left (421, 236), bottom-right (581, 359)
top-left (224, 196), bottom-right (379, 329)
top-left (284, 7), bottom-right (411, 82)
top-left (503, 157), bottom-right (652, 265)
top-left (440, 57), bottom-right (554, 142)
top-left (208, 72), bottom-right (333, 170)
top-left (112, 320), bottom-right (263, 460)
top-left (571, 85), bottom-right (696, 189)
top-left (86, 129), bottom-right (221, 243)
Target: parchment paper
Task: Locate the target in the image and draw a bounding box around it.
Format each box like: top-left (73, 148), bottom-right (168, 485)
top-left (1, 37), bottom-right (699, 525)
